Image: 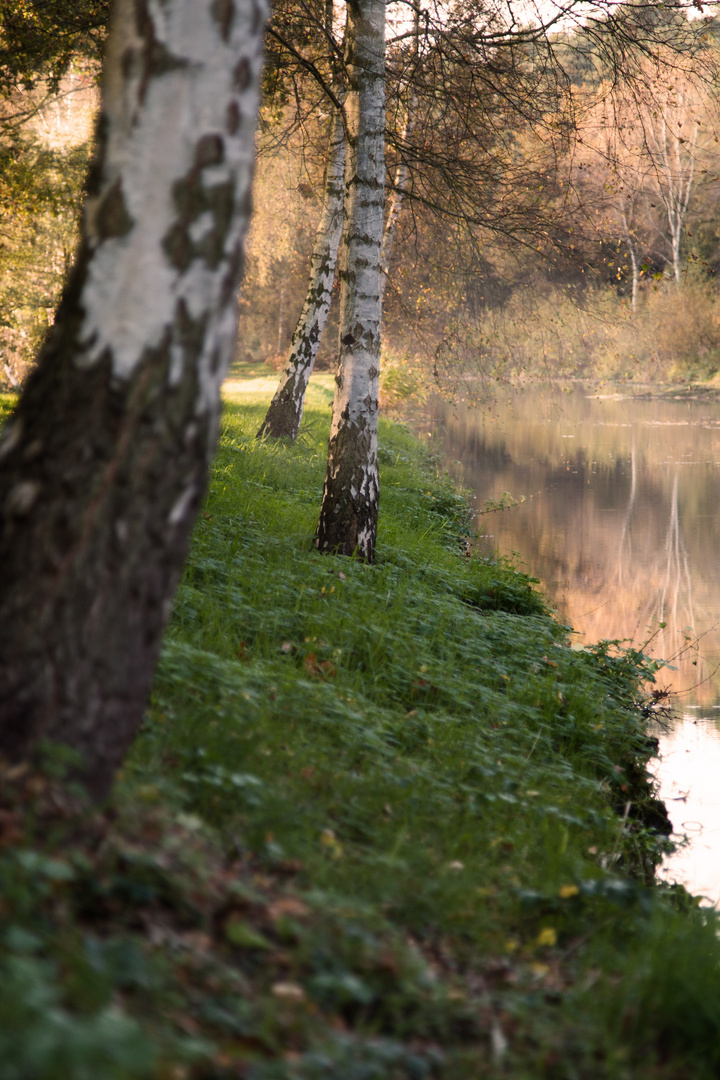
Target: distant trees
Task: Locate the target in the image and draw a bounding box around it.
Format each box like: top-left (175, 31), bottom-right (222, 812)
top-left (569, 46), bottom-right (720, 317)
top-left (0, 0), bottom-right (110, 95)
top-left (0, 1), bottom-right (111, 387)
top-left (642, 67), bottom-right (715, 286)
top-left (0, 0), bottom-right (265, 796)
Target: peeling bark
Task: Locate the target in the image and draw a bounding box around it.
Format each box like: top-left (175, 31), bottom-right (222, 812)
top-left (0, 0), bottom-right (264, 797)
top-left (257, 104), bottom-right (346, 441)
top-left (316, 0), bottom-right (385, 562)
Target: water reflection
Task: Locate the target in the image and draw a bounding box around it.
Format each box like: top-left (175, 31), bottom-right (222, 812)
top-left (429, 385), bottom-right (720, 901)
top-left (650, 713), bottom-right (720, 904)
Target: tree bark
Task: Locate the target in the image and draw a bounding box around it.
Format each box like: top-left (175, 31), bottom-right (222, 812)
top-left (380, 5), bottom-right (418, 308)
top-left (257, 104), bottom-right (345, 441)
top-left (316, 0), bottom-right (385, 561)
top-left (379, 93), bottom-right (415, 306)
top-left (0, 0), bottom-right (264, 798)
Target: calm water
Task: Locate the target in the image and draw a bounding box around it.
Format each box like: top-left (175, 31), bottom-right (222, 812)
top-left (428, 384), bottom-right (720, 903)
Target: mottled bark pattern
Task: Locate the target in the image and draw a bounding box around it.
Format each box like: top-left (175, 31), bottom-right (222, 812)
top-left (316, 0), bottom-right (385, 561)
top-left (0, 0), bottom-right (264, 797)
top-left (258, 106), bottom-right (345, 441)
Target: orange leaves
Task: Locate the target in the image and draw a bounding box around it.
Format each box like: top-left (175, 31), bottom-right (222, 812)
top-left (280, 638), bottom-right (337, 679)
top-left (268, 897), bottom-right (310, 921)
top-left (303, 653), bottom-right (337, 680)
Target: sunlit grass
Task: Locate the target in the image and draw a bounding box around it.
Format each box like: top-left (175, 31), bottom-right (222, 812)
top-left (119, 384), bottom-right (720, 1076)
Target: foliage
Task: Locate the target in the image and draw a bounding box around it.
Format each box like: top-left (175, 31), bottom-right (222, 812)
top-left (457, 276), bottom-right (720, 385)
top-left (0, 2), bottom-right (109, 94)
top-left (0, 132), bottom-right (90, 384)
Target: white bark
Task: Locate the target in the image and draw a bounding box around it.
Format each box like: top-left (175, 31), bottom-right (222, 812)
top-left (0, 0), bottom-right (265, 795)
top-left (645, 83), bottom-right (700, 288)
top-left (78, 0), bottom-right (262, 415)
top-left (257, 105), bottom-right (346, 440)
top-left (316, 0), bottom-right (386, 561)
top-left (619, 205), bottom-right (640, 314)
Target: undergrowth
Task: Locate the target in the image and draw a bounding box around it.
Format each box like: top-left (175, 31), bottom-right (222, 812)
top-left (1, 381), bottom-right (720, 1079)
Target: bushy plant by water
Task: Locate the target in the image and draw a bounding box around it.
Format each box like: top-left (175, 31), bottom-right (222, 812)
top-left (1, 379), bottom-right (720, 1078)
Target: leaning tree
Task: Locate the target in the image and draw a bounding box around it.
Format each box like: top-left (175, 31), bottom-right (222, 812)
top-left (0, 0), bottom-right (265, 797)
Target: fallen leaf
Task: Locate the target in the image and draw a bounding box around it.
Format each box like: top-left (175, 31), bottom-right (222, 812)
top-left (268, 898), bottom-right (310, 921)
top-left (272, 981), bottom-right (306, 1002)
top-left (225, 919), bottom-right (272, 950)
top-left (320, 828), bottom-right (343, 859)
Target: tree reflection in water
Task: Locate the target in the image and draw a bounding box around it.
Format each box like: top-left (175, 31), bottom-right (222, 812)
top-left (428, 384), bottom-right (720, 901)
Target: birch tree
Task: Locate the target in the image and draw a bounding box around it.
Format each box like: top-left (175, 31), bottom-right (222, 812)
top-left (257, 103), bottom-right (345, 440)
top-left (257, 2), bottom-right (419, 443)
top-left (379, 4), bottom-right (419, 306)
top-left (316, 0), bottom-right (385, 560)
top-left (0, 0), bottom-right (264, 797)
top-left (572, 98), bottom-right (655, 314)
top-left (269, 0), bottom-right (712, 561)
top-left (642, 70), bottom-right (709, 287)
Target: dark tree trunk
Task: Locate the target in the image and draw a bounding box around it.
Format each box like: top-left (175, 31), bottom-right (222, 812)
top-left (0, 0), bottom-right (264, 798)
top-left (315, 0), bottom-right (385, 561)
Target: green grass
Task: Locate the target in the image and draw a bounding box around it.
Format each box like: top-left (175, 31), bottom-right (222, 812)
top-left (2, 381), bottom-right (720, 1078)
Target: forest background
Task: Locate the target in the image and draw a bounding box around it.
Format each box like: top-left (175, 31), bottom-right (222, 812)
top-left (4, 2), bottom-right (720, 401)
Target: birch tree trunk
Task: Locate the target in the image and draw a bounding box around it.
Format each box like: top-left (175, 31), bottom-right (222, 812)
top-left (316, 0), bottom-right (385, 561)
top-left (257, 105), bottom-right (345, 441)
top-left (0, 0), bottom-right (264, 798)
top-left (380, 5), bottom-right (418, 307)
top-left (619, 206), bottom-right (640, 314)
top-left (646, 82), bottom-right (699, 288)
top-left (380, 93), bottom-right (415, 306)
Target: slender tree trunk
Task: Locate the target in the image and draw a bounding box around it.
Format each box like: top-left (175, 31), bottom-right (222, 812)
top-left (380, 92), bottom-right (416, 305)
top-left (0, 0), bottom-right (264, 798)
top-left (277, 281), bottom-right (286, 354)
top-left (257, 105), bottom-right (345, 440)
top-left (380, 5), bottom-right (418, 307)
top-left (630, 246), bottom-right (639, 313)
top-left (316, 0), bottom-right (385, 561)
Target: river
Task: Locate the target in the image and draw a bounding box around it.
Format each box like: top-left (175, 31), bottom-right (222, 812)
top-left (428, 383), bottom-right (720, 904)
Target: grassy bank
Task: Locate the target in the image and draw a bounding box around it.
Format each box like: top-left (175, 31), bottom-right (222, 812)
top-left (2, 380), bottom-right (720, 1079)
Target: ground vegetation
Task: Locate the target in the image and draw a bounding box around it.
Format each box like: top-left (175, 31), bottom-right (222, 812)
top-left (2, 379), bottom-right (720, 1078)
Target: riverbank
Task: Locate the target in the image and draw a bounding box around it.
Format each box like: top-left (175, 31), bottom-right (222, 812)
top-left (2, 381), bottom-right (720, 1079)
